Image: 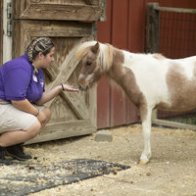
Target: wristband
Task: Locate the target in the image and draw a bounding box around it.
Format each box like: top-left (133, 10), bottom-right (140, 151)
top-left (61, 83), bottom-right (65, 90)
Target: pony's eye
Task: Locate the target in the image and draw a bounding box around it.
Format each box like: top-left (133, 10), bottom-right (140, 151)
top-left (86, 61), bottom-right (92, 66)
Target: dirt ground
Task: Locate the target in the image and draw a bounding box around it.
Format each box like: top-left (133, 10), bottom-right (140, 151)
top-left (4, 124), bottom-right (196, 196)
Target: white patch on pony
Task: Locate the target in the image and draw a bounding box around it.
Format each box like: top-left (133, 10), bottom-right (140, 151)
top-left (172, 56), bottom-right (196, 80)
top-left (123, 52), bottom-right (171, 107)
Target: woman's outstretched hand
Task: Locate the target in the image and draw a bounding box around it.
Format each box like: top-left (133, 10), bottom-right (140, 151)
top-left (61, 83), bottom-right (79, 92)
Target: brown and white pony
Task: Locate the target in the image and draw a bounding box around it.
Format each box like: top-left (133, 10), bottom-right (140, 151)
top-left (67, 40), bottom-right (196, 164)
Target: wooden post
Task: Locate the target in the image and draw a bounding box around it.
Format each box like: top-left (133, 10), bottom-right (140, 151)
top-left (146, 3), bottom-right (160, 53)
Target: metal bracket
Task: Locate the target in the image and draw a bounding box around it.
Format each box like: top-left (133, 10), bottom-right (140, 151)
top-left (6, 2), bottom-right (12, 37)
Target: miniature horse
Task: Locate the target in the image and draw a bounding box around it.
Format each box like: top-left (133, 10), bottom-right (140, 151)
top-left (69, 40), bottom-right (196, 164)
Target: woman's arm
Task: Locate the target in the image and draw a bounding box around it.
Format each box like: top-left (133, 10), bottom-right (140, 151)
top-left (36, 84), bottom-right (79, 106)
top-left (11, 99), bottom-right (39, 116)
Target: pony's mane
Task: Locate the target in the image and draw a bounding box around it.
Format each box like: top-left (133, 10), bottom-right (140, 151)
top-left (73, 41), bottom-right (114, 72)
top-left (98, 43), bottom-right (114, 71)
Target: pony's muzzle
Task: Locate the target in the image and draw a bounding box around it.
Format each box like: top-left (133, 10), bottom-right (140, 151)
top-left (78, 75), bottom-right (88, 91)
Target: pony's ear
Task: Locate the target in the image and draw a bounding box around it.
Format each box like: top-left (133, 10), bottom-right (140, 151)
top-left (91, 42), bottom-right (99, 54)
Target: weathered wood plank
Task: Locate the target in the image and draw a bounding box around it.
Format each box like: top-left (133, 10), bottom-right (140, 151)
top-left (13, 0), bottom-right (102, 21)
top-left (26, 120), bottom-right (96, 144)
top-left (88, 85), bottom-right (97, 126)
top-left (156, 6), bottom-right (196, 14)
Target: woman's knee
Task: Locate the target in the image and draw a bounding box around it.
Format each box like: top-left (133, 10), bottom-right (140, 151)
top-left (26, 120), bottom-right (42, 139)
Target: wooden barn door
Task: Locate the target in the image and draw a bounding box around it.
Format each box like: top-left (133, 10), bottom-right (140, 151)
top-left (12, 0), bottom-right (104, 143)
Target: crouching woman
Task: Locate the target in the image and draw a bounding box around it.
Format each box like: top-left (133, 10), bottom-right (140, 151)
top-left (0, 37), bottom-right (78, 164)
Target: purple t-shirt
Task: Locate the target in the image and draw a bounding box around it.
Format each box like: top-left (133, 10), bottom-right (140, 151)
top-left (0, 54), bottom-right (44, 103)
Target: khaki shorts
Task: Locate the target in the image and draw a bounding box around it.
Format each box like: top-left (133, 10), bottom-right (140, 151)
top-left (0, 103), bottom-right (41, 133)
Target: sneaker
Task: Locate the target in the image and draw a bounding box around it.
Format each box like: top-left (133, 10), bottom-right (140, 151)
top-left (0, 146), bottom-right (13, 165)
top-left (6, 144), bottom-right (32, 161)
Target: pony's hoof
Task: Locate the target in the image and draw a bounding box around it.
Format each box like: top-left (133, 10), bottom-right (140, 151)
top-left (139, 159), bottom-right (149, 165)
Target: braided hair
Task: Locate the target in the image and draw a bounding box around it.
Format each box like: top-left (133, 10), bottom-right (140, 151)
top-left (26, 37), bottom-right (54, 62)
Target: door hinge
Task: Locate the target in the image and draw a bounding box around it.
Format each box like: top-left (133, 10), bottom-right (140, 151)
top-left (7, 2), bottom-right (12, 37)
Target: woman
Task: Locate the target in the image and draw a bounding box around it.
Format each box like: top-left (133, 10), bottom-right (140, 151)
top-left (0, 37), bottom-right (78, 164)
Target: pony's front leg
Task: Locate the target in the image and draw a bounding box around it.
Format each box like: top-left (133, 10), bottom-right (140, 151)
top-left (139, 108), bottom-right (152, 164)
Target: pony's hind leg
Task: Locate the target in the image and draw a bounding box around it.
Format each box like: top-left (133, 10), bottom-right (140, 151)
top-left (139, 107), bottom-right (152, 164)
